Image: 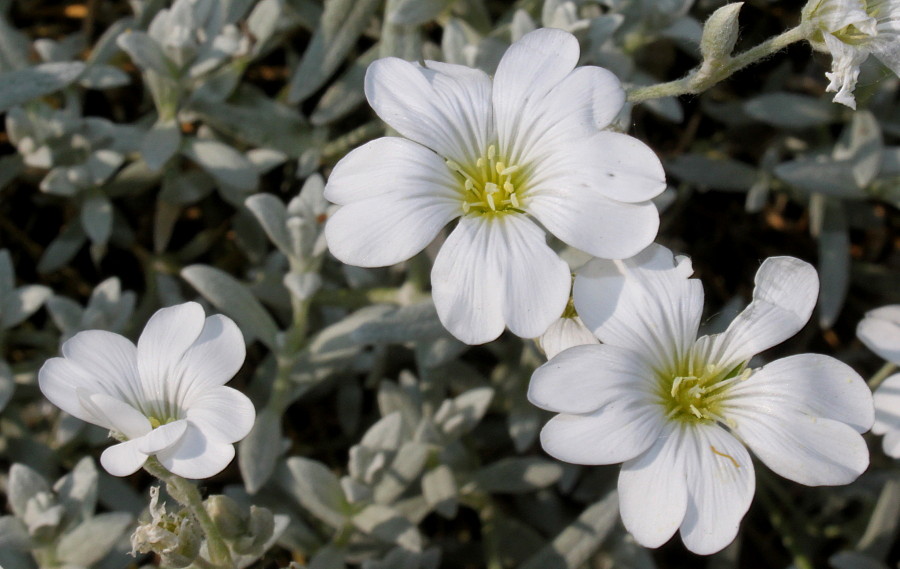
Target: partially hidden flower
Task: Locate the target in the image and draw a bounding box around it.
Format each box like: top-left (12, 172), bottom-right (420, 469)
top-left (324, 28), bottom-right (665, 344)
top-left (537, 300), bottom-right (598, 359)
top-left (803, 0), bottom-right (900, 108)
top-left (39, 302), bottom-right (255, 479)
top-left (857, 305), bottom-right (900, 457)
top-left (528, 244), bottom-right (873, 554)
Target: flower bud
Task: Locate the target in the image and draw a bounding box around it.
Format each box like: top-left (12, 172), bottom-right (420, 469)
top-left (700, 2), bottom-right (744, 63)
top-left (205, 494), bottom-right (245, 539)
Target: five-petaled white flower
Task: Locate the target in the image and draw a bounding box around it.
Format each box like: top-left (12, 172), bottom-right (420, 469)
top-left (323, 28), bottom-right (665, 345)
top-left (528, 245), bottom-right (873, 554)
top-left (803, 0), bottom-right (900, 108)
top-left (39, 302), bottom-right (255, 479)
top-left (857, 305), bottom-right (900, 458)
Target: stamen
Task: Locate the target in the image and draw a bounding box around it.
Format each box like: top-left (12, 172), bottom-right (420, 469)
top-left (710, 445), bottom-right (741, 468)
top-left (451, 145), bottom-right (524, 215)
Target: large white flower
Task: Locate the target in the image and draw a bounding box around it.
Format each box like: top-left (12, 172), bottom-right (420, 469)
top-left (803, 0), bottom-right (900, 108)
top-left (324, 28), bottom-right (665, 345)
top-left (528, 245), bottom-right (873, 554)
top-left (39, 302), bottom-right (255, 479)
top-left (857, 305), bottom-right (900, 457)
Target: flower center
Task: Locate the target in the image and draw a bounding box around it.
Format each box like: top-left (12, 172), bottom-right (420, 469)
top-left (447, 144), bottom-right (526, 216)
top-left (658, 362), bottom-right (750, 424)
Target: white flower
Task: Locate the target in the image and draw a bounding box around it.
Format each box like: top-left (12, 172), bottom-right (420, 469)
top-left (39, 302), bottom-right (255, 479)
top-left (537, 305), bottom-right (598, 360)
top-left (528, 245), bottom-right (873, 554)
top-left (857, 305), bottom-right (900, 457)
top-left (803, 0), bottom-right (900, 108)
top-left (324, 28), bottom-right (665, 345)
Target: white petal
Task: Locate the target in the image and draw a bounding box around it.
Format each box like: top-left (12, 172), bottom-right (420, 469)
top-left (872, 373), bottom-right (900, 436)
top-left (174, 315), bottom-right (246, 407)
top-left (696, 256), bottom-right (818, 370)
top-left (324, 140), bottom-right (461, 268)
top-left (39, 358), bottom-right (109, 426)
top-left (529, 343), bottom-right (654, 415)
top-left (882, 429), bottom-right (900, 459)
top-left (156, 423), bottom-right (235, 479)
top-left (680, 424), bottom-right (755, 555)
top-left (77, 389), bottom-right (151, 439)
top-left (431, 215), bottom-right (569, 344)
top-left (728, 359), bottom-right (870, 486)
top-left (510, 66), bottom-right (625, 165)
top-left (493, 28), bottom-right (579, 163)
top-left (618, 423), bottom-right (688, 549)
top-left (137, 420), bottom-right (188, 454)
top-left (539, 399), bottom-right (665, 465)
top-left (857, 305), bottom-right (900, 364)
top-left (100, 440), bottom-right (148, 477)
top-left (537, 316), bottom-right (598, 360)
top-left (136, 302), bottom-right (206, 409)
top-left (574, 244), bottom-right (703, 372)
top-left (185, 386), bottom-right (255, 443)
top-left (823, 33), bottom-right (868, 109)
top-left (364, 58), bottom-right (492, 164)
top-left (59, 330), bottom-right (142, 403)
top-left (727, 354), bottom-right (874, 433)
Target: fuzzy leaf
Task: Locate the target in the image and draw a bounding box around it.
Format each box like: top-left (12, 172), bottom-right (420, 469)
top-left (0, 62), bottom-right (85, 112)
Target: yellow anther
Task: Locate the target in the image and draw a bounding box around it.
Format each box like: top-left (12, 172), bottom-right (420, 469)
top-left (476, 157), bottom-right (485, 168)
top-left (495, 162), bottom-right (505, 174)
top-left (486, 193), bottom-right (496, 210)
top-left (465, 179), bottom-right (475, 192)
top-left (510, 193), bottom-right (519, 207)
top-left (501, 165), bottom-right (520, 175)
top-left (488, 145), bottom-right (496, 159)
top-left (689, 404), bottom-right (702, 418)
top-left (446, 159), bottom-right (462, 172)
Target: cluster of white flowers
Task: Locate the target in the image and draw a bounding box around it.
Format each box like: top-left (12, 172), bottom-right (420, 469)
top-left (35, 20), bottom-right (895, 560)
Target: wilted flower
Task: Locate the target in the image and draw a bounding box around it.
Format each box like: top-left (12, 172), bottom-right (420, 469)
top-left (39, 302), bottom-right (255, 479)
top-left (857, 305), bottom-right (900, 457)
top-left (131, 486), bottom-right (202, 568)
top-left (529, 245), bottom-right (873, 554)
top-left (324, 28), bottom-right (665, 344)
top-left (803, 0), bottom-right (900, 108)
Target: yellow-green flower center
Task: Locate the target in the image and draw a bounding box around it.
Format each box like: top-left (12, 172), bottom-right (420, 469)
top-left (657, 361), bottom-right (750, 424)
top-left (447, 144), bottom-right (527, 216)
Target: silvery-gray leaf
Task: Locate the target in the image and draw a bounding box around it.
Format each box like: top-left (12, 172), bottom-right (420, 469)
top-left (0, 62), bottom-right (85, 113)
top-left (306, 305), bottom-right (394, 360)
top-left (434, 386), bottom-right (493, 438)
top-left (834, 110), bottom-right (883, 188)
top-left (245, 193), bottom-right (293, 258)
top-left (341, 476), bottom-right (372, 504)
top-left (744, 93), bottom-right (838, 129)
top-left (520, 490), bottom-right (619, 569)
top-left (856, 476), bottom-right (900, 560)
top-left (2, 284), bottom-right (52, 329)
top-left (56, 512), bottom-right (133, 567)
top-left (663, 15), bottom-right (703, 50)
top-left (0, 10), bottom-right (29, 72)
top-left (507, 402), bottom-right (542, 453)
top-left (380, 0), bottom-right (424, 60)
top-left (416, 335), bottom-right (468, 369)
top-left (39, 223), bottom-right (86, 274)
top-left (53, 457), bottom-right (98, 526)
top-left (183, 139), bottom-right (259, 192)
top-left (247, 148), bottom-right (287, 173)
top-left (34, 36), bottom-right (85, 63)
top-left (388, 0), bottom-right (451, 25)
top-left (361, 412), bottom-right (405, 451)
top-left (247, 0), bottom-right (283, 53)
top-left (104, 160), bottom-right (161, 198)
top-left (280, 457), bottom-right (349, 529)
top-left (775, 156), bottom-right (865, 198)
top-left (310, 46), bottom-right (377, 126)
top-left (80, 192), bottom-right (113, 245)
top-left (422, 465), bottom-right (457, 518)
top-left (142, 120), bottom-right (182, 171)
top-left (0, 516), bottom-right (30, 549)
top-left (830, 552), bottom-right (889, 569)
top-left (0, 360), bottom-right (14, 413)
top-left (286, 0), bottom-right (381, 103)
top-left (374, 442), bottom-right (429, 505)
top-left (0, 249), bottom-right (13, 298)
top-left (8, 463), bottom-right (51, 519)
top-left (352, 302), bottom-right (448, 345)
top-left (40, 168), bottom-right (81, 196)
top-left (87, 150), bottom-right (124, 185)
top-left (79, 64), bottom-right (131, 89)
top-left (667, 153), bottom-right (758, 191)
top-left (337, 381), bottom-right (363, 436)
top-left (309, 545), bottom-right (348, 569)
top-left (181, 264), bottom-right (279, 350)
top-left (116, 31), bottom-right (173, 76)
top-left (284, 273), bottom-right (322, 304)
top-left (352, 504), bottom-right (423, 551)
top-left (817, 199), bottom-right (849, 329)
top-left (510, 10), bottom-right (538, 42)
top-left (377, 379), bottom-right (422, 429)
top-left (0, 154), bottom-right (22, 192)
top-left (159, 169), bottom-right (216, 205)
top-left (239, 408), bottom-right (283, 494)
top-left (441, 18), bottom-right (477, 66)
top-left (474, 458), bottom-right (564, 494)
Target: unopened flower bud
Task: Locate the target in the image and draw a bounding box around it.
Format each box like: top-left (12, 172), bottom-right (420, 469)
top-left (205, 494), bottom-right (244, 539)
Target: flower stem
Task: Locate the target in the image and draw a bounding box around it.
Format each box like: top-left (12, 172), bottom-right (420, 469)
top-left (143, 458), bottom-right (234, 569)
top-left (627, 25), bottom-right (809, 103)
top-left (868, 362), bottom-right (896, 391)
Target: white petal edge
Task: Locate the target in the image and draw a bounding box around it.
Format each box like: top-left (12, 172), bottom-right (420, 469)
top-left (529, 343), bottom-right (655, 415)
top-left (539, 399), bottom-right (665, 465)
top-left (101, 439), bottom-right (148, 477)
top-left (59, 330), bottom-right (143, 407)
top-left (137, 419), bottom-right (189, 454)
top-left (156, 422), bottom-right (236, 479)
top-left (857, 304), bottom-right (900, 365)
top-left (185, 386), bottom-right (256, 443)
top-left (679, 424), bottom-right (755, 555)
top-left (174, 315), bottom-right (246, 405)
top-left (618, 423), bottom-right (688, 549)
top-left (873, 373), bottom-right (900, 437)
top-left (537, 316), bottom-right (599, 360)
top-left (77, 389), bottom-right (151, 439)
